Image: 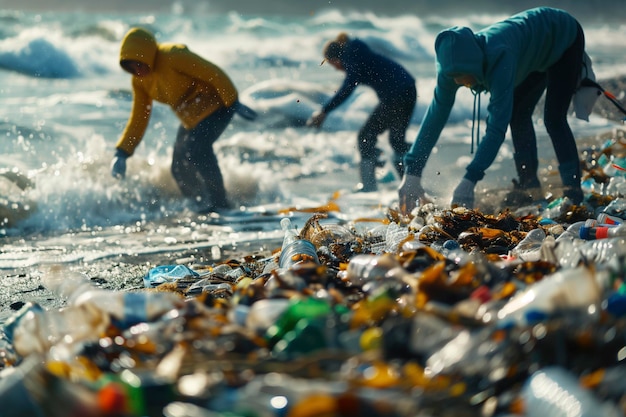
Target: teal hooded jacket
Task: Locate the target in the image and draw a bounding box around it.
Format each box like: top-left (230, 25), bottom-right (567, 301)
top-left (404, 7), bottom-right (580, 180)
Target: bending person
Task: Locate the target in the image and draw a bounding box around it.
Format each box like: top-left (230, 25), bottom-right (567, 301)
top-left (110, 27), bottom-right (256, 212)
top-left (308, 33), bottom-right (417, 192)
top-left (399, 7), bottom-right (587, 212)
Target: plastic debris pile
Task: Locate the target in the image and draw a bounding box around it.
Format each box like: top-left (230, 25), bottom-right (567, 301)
top-left (1, 138), bottom-right (626, 416)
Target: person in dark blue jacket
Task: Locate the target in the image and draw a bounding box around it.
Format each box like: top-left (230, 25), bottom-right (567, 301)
top-left (308, 33), bottom-right (417, 192)
top-left (398, 7), bottom-right (588, 212)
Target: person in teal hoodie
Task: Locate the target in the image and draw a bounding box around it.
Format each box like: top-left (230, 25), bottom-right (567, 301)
top-left (398, 7), bottom-right (587, 212)
top-left (308, 33), bottom-right (417, 192)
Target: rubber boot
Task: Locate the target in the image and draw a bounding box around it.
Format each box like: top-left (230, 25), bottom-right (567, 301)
top-left (356, 159), bottom-right (378, 192)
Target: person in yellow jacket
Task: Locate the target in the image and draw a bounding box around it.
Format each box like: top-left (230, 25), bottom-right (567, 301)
top-left (110, 27), bottom-right (256, 212)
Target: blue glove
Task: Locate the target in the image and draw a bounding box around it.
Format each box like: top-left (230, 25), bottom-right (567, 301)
top-left (234, 101), bottom-right (257, 121)
top-left (111, 149), bottom-right (129, 179)
top-left (451, 178), bottom-right (476, 208)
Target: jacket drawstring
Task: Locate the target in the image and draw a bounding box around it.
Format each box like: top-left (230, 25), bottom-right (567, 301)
top-left (471, 90), bottom-right (481, 154)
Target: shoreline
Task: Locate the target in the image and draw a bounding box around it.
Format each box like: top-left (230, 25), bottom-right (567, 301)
top-left (2, 75), bottom-right (626, 321)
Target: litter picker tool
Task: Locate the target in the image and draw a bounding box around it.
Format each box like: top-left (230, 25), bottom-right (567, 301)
top-left (580, 78), bottom-right (626, 119)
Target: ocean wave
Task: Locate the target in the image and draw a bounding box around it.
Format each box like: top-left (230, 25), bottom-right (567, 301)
top-left (0, 33), bottom-right (79, 78)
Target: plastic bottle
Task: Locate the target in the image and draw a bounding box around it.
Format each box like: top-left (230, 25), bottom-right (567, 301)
top-left (425, 325), bottom-right (509, 378)
top-left (522, 366), bottom-right (622, 417)
top-left (603, 198), bottom-right (626, 218)
top-left (597, 212), bottom-right (623, 225)
top-left (383, 221), bottom-right (409, 253)
top-left (8, 302), bottom-right (110, 356)
top-left (578, 237), bottom-right (626, 265)
top-left (510, 228), bottom-right (546, 261)
top-left (264, 297), bottom-right (349, 348)
top-left (41, 265), bottom-right (184, 329)
top-left (540, 196), bottom-right (572, 221)
top-left (244, 298), bottom-right (291, 333)
top-left (605, 176), bottom-right (626, 196)
top-left (602, 156), bottom-right (626, 178)
top-left (278, 218), bottom-right (319, 270)
top-left (579, 224), bottom-right (626, 240)
top-left (492, 265), bottom-right (604, 327)
top-left (556, 220), bottom-right (587, 241)
top-left (342, 253), bottom-right (402, 286)
top-left (143, 264), bottom-right (199, 288)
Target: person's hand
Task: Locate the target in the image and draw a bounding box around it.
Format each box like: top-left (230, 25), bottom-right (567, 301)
top-left (398, 174), bottom-right (431, 214)
top-left (451, 178), bottom-right (476, 208)
top-left (110, 149), bottom-right (129, 179)
top-left (306, 110), bottom-right (326, 129)
top-left (234, 101), bottom-right (258, 121)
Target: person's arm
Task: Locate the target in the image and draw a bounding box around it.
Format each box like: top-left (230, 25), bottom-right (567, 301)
top-left (321, 73), bottom-right (358, 115)
top-left (398, 75), bottom-right (457, 213)
top-left (115, 82), bottom-right (152, 156)
top-left (403, 74), bottom-right (458, 178)
top-left (308, 73), bottom-right (358, 129)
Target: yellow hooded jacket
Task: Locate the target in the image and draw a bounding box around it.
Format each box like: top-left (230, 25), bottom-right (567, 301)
top-left (116, 28), bottom-right (238, 155)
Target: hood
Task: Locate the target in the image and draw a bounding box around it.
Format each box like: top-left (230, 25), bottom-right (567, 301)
top-left (435, 26), bottom-right (484, 79)
top-left (119, 27), bottom-right (158, 69)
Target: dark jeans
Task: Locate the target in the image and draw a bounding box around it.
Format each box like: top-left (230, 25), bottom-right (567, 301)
top-left (357, 86), bottom-right (416, 172)
top-left (509, 23), bottom-right (585, 193)
top-left (171, 106), bottom-right (234, 209)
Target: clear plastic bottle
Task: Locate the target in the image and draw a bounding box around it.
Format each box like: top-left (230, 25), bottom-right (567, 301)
top-left (602, 156), bottom-right (626, 178)
top-left (510, 227), bottom-right (546, 261)
top-left (493, 265), bottom-right (605, 327)
top-left (522, 366), bottom-right (622, 417)
top-left (556, 220), bottom-right (587, 241)
top-left (578, 236), bottom-right (626, 265)
top-left (541, 197), bottom-right (572, 221)
top-left (143, 264), bottom-right (199, 288)
top-left (41, 265), bottom-right (184, 329)
top-left (605, 176), bottom-right (626, 196)
top-left (579, 224), bottom-right (626, 240)
top-left (597, 212), bottom-right (623, 225)
top-left (244, 298), bottom-right (291, 333)
top-left (383, 221), bottom-right (410, 253)
top-left (341, 253), bottom-right (402, 286)
top-left (278, 218), bottom-right (319, 270)
top-left (9, 302), bottom-right (109, 356)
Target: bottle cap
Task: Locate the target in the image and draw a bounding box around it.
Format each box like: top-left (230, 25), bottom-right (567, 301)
top-left (579, 226), bottom-right (592, 240)
top-left (524, 309), bottom-right (549, 324)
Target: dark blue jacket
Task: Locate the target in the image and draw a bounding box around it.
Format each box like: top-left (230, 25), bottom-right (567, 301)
top-left (322, 39), bottom-right (415, 114)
